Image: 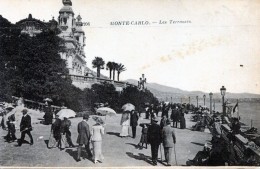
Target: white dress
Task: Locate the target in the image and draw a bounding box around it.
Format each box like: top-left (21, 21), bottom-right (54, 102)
top-left (120, 113), bottom-right (130, 137)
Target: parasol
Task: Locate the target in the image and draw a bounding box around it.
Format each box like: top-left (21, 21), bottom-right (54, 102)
top-left (96, 107), bottom-right (116, 116)
top-left (122, 103), bottom-right (135, 112)
top-left (57, 109), bottom-right (76, 119)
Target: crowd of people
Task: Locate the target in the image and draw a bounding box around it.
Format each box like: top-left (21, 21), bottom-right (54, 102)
top-left (2, 99), bottom-right (258, 166)
top-left (1, 104), bottom-right (34, 146)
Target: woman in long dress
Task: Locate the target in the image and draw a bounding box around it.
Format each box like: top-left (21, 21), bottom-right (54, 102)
top-left (120, 111), bottom-right (130, 137)
top-left (91, 120), bottom-right (105, 163)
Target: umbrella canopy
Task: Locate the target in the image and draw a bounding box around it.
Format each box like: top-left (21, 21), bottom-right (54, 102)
top-left (96, 107), bottom-right (116, 116)
top-left (44, 98), bottom-right (53, 102)
top-left (57, 109), bottom-right (76, 119)
top-left (122, 103), bottom-right (135, 112)
top-left (92, 116), bottom-right (105, 125)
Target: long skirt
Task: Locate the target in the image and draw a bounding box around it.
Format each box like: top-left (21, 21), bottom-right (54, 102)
top-left (60, 134), bottom-right (69, 149)
top-left (48, 131), bottom-right (58, 148)
top-left (92, 141), bottom-right (104, 162)
top-left (120, 125), bottom-right (130, 137)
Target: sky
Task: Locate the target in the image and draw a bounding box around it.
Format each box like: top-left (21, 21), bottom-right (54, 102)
top-left (1, 0), bottom-right (260, 94)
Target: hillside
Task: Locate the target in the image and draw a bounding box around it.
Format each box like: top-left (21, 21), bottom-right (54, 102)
top-left (125, 79), bottom-right (260, 101)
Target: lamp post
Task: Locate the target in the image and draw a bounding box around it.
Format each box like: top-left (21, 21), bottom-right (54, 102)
top-left (203, 94), bottom-right (206, 106)
top-left (209, 92), bottom-right (213, 114)
top-left (138, 74), bottom-right (147, 115)
top-left (189, 96), bottom-right (190, 104)
top-left (220, 86), bottom-right (226, 117)
top-left (213, 99), bottom-right (215, 111)
top-left (196, 96), bottom-right (198, 107)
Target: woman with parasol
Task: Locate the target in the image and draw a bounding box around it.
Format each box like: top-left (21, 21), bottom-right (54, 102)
top-left (120, 111), bottom-right (130, 137)
top-left (91, 116), bottom-right (105, 163)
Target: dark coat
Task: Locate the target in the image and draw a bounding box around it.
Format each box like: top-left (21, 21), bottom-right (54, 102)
top-left (130, 111), bottom-right (139, 127)
top-left (162, 125), bottom-right (176, 147)
top-left (51, 118), bottom-right (61, 140)
top-left (20, 114), bottom-right (32, 131)
top-left (76, 120), bottom-right (91, 145)
top-left (147, 123), bottom-right (162, 145)
top-left (60, 119), bottom-right (71, 134)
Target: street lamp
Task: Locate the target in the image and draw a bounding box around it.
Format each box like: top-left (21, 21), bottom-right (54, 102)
top-left (220, 86), bottom-right (226, 117)
top-left (138, 74), bottom-right (147, 115)
top-left (203, 94), bottom-right (206, 106)
top-left (189, 96), bottom-right (190, 104)
top-left (209, 92), bottom-right (213, 114)
top-left (171, 97), bottom-right (172, 103)
top-left (196, 96), bottom-right (198, 107)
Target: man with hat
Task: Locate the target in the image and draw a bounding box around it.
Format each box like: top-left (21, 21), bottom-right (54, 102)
top-left (6, 107), bottom-right (17, 142)
top-left (147, 117), bottom-right (162, 165)
top-left (162, 119), bottom-right (176, 166)
top-left (18, 109), bottom-right (33, 146)
top-left (130, 110), bottom-right (139, 138)
top-left (76, 114), bottom-right (92, 162)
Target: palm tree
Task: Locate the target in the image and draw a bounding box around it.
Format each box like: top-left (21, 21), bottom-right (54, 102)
top-left (106, 61), bottom-right (113, 79)
top-left (112, 62), bottom-right (118, 81)
top-left (116, 63), bottom-right (126, 81)
top-left (92, 57), bottom-right (105, 78)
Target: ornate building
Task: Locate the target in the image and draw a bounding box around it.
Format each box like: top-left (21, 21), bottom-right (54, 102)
top-left (16, 0), bottom-right (88, 77)
top-left (58, 0), bottom-right (87, 76)
top-left (15, 0), bottom-right (129, 91)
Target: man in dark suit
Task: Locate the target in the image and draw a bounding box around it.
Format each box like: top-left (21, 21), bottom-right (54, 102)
top-left (147, 117), bottom-right (162, 166)
top-left (76, 114), bottom-right (92, 162)
top-left (130, 110), bottom-right (139, 138)
top-left (18, 109), bottom-right (33, 146)
top-left (162, 119), bottom-right (176, 166)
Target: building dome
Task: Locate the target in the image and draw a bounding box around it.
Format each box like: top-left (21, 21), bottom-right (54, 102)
top-left (59, 6), bottom-right (74, 14)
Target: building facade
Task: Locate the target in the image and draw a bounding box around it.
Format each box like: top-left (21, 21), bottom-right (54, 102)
top-left (16, 0), bottom-right (88, 77)
top-left (15, 0), bottom-right (129, 91)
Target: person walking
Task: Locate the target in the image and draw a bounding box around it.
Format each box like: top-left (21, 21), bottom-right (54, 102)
top-left (147, 117), bottom-right (162, 166)
top-left (162, 119), bottom-right (176, 166)
top-left (91, 118), bottom-right (105, 163)
top-left (138, 124), bottom-right (148, 149)
top-left (130, 110), bottom-right (139, 138)
top-left (160, 115), bottom-right (167, 129)
top-left (18, 109), bottom-right (33, 146)
top-left (120, 111), bottom-right (130, 137)
top-left (6, 113), bottom-right (17, 142)
top-left (76, 114), bottom-right (92, 162)
top-left (43, 102), bottom-right (53, 125)
top-left (48, 115), bottom-right (61, 148)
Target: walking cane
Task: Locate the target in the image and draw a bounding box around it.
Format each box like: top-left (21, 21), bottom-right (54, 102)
top-left (174, 143), bottom-right (178, 165)
top-left (160, 144), bottom-right (163, 162)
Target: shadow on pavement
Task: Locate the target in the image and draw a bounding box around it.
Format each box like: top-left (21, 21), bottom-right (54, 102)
top-left (190, 142), bottom-right (204, 146)
top-left (65, 149), bottom-right (78, 161)
top-left (106, 132), bottom-right (120, 137)
top-left (44, 140), bottom-right (49, 147)
top-left (66, 149), bottom-right (92, 162)
top-left (125, 143), bottom-right (140, 149)
top-left (126, 152), bottom-right (154, 165)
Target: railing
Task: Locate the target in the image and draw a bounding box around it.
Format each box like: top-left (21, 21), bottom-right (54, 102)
top-left (12, 96), bottom-right (63, 113)
top-left (69, 74), bottom-right (134, 88)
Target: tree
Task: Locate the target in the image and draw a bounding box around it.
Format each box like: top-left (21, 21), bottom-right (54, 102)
top-left (116, 63), bottom-right (126, 81)
top-left (106, 61), bottom-right (113, 79)
top-left (0, 16), bottom-right (83, 110)
top-left (112, 62), bottom-right (118, 81)
top-left (92, 57), bottom-right (105, 78)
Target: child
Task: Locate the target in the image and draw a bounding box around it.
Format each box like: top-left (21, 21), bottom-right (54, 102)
top-left (138, 124), bottom-right (148, 149)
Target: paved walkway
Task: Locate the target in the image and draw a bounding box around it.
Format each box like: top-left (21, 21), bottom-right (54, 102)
top-left (0, 110), bottom-right (211, 167)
